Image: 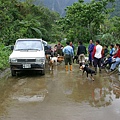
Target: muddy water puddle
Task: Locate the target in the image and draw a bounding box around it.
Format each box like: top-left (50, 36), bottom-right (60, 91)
top-left (0, 64), bottom-right (120, 120)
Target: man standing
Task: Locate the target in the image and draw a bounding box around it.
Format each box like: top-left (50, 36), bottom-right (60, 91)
top-left (57, 42), bottom-right (63, 56)
top-left (77, 41), bottom-right (87, 66)
top-left (88, 40), bottom-right (94, 66)
top-left (63, 42), bottom-right (74, 71)
top-left (92, 40), bottom-right (103, 73)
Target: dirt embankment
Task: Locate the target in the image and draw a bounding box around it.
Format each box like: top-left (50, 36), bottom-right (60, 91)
top-left (0, 68), bottom-right (10, 79)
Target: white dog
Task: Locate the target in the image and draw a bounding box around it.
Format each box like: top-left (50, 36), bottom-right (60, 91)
top-left (48, 55), bottom-right (64, 70)
top-left (50, 57), bottom-right (58, 65)
top-left (49, 57), bottom-right (58, 70)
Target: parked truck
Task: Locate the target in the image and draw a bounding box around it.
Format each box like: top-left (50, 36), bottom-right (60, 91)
top-left (9, 38), bottom-right (46, 76)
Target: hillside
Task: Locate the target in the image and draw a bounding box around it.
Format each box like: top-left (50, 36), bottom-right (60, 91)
top-left (110, 0), bottom-right (120, 17)
top-left (20, 0), bottom-right (120, 17)
top-left (36, 0), bottom-right (90, 16)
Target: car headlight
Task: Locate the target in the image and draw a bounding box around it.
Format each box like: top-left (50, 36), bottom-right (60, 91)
top-left (36, 58), bottom-right (45, 63)
top-left (10, 58), bottom-right (17, 63)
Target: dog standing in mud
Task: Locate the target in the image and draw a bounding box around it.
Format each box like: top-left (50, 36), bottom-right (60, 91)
top-left (48, 56), bottom-right (58, 70)
top-left (48, 55), bottom-right (64, 70)
top-left (80, 64), bottom-right (96, 81)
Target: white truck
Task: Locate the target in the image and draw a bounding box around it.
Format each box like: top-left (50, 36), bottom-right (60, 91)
top-left (9, 38), bottom-right (46, 76)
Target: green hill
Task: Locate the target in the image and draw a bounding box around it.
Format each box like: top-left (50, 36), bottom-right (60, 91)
top-left (20, 0), bottom-right (120, 17)
top-left (35, 0), bottom-right (119, 17)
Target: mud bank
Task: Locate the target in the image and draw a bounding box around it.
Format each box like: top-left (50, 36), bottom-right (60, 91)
top-left (0, 68), bottom-right (10, 79)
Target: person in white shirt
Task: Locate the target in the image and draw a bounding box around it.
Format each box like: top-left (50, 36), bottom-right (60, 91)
top-left (92, 40), bottom-right (103, 74)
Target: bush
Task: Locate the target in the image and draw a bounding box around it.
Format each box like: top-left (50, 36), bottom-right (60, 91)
top-left (101, 33), bottom-right (115, 45)
top-left (94, 33), bottom-right (116, 46)
top-left (0, 44), bottom-right (12, 70)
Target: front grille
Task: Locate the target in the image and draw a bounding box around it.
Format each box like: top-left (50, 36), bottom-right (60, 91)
top-left (11, 64), bottom-right (44, 70)
top-left (17, 59), bottom-right (36, 62)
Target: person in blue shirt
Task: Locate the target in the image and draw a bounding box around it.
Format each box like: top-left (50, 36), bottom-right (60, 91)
top-left (88, 40), bottom-right (94, 66)
top-left (110, 44), bottom-right (115, 56)
top-left (63, 42), bottom-right (74, 71)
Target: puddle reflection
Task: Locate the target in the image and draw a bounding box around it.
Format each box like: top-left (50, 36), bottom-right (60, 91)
top-left (61, 68), bottom-right (120, 108)
top-left (119, 75), bottom-right (120, 81)
top-left (0, 76), bottom-right (18, 116)
top-left (0, 64), bottom-right (120, 117)
top-left (0, 73), bottom-right (47, 116)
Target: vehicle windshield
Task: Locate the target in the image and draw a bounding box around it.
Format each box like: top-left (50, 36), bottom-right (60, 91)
top-left (14, 40), bottom-right (43, 51)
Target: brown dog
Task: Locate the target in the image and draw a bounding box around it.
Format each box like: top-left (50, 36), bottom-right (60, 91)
top-left (49, 59), bottom-right (54, 70)
top-left (48, 56), bottom-right (64, 70)
top-left (57, 56), bottom-right (64, 63)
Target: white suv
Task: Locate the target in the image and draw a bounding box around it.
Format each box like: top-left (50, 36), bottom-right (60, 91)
top-left (9, 38), bottom-right (46, 76)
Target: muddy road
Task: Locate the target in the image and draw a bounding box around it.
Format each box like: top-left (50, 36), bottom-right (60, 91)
top-left (0, 63), bottom-right (120, 120)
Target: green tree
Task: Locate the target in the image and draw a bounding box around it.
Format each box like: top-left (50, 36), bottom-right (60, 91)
top-left (0, 0), bottom-right (60, 45)
top-left (61, 0), bottom-right (115, 42)
top-left (95, 15), bottom-right (120, 44)
top-left (109, 16), bottom-right (120, 41)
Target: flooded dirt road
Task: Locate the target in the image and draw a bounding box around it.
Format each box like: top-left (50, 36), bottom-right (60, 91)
top-left (0, 63), bottom-right (120, 120)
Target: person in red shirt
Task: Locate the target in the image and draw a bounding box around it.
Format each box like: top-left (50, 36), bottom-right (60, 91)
top-left (110, 44), bottom-right (120, 71)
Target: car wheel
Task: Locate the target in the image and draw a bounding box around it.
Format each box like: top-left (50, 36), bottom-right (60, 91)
top-left (11, 70), bottom-right (16, 76)
top-left (41, 69), bottom-right (45, 75)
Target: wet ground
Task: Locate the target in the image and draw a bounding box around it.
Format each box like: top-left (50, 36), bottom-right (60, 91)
top-left (0, 63), bottom-right (120, 120)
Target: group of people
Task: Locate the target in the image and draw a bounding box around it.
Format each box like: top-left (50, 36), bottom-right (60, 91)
top-left (52, 40), bottom-right (120, 74)
top-left (106, 43), bottom-right (120, 72)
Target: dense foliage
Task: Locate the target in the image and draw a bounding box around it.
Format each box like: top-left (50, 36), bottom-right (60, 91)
top-left (0, 44), bottom-right (11, 70)
top-left (0, 0), bottom-right (61, 70)
top-left (0, 0), bottom-right (119, 45)
top-left (0, 0), bottom-right (120, 70)
top-left (0, 0), bottom-right (61, 46)
top-left (58, 0), bottom-right (120, 44)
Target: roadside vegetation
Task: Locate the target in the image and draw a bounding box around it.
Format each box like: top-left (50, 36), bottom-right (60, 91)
top-left (0, 44), bottom-right (11, 70)
top-left (58, 0), bottom-right (120, 45)
top-left (0, 0), bottom-right (120, 70)
top-left (0, 0), bottom-right (61, 70)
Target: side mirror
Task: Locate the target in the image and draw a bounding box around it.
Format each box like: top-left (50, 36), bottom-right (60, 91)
top-left (11, 46), bottom-right (14, 50)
